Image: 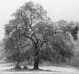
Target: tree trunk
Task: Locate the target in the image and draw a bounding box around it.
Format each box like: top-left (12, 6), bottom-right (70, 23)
top-left (33, 47), bottom-right (40, 70)
top-left (33, 57), bottom-right (39, 70)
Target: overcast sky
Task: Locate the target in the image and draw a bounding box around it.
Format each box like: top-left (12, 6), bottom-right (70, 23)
top-left (0, 0), bottom-right (79, 41)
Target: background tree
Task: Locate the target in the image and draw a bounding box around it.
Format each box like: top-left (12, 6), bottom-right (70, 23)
top-left (55, 20), bottom-right (79, 40)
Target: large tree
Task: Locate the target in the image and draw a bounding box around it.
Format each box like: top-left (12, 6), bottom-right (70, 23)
top-left (4, 1), bottom-right (51, 69)
top-left (4, 1), bottom-right (74, 70)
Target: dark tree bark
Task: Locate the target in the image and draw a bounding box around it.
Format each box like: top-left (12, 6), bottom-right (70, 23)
top-left (33, 56), bottom-right (39, 69)
top-left (33, 45), bottom-right (40, 70)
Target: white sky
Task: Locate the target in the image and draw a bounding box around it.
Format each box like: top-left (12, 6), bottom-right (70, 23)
top-left (0, 0), bottom-right (79, 41)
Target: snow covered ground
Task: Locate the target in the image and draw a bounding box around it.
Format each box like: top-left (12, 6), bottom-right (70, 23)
top-left (0, 63), bottom-right (79, 74)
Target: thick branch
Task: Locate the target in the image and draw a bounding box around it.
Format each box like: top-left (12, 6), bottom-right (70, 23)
top-left (26, 36), bottom-right (36, 44)
top-left (40, 33), bottom-right (48, 47)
